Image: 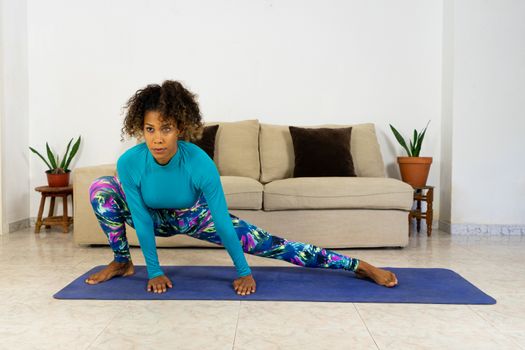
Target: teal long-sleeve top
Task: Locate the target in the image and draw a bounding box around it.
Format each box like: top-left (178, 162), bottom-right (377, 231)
top-left (116, 140), bottom-right (252, 280)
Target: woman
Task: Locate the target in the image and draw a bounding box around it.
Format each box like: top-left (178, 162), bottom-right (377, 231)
top-left (85, 80), bottom-right (398, 295)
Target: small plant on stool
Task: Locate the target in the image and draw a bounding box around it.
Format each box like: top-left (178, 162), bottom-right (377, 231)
top-left (29, 136), bottom-right (82, 187)
top-left (389, 122), bottom-right (432, 187)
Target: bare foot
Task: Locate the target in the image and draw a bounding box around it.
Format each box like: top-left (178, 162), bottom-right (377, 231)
top-left (354, 260), bottom-right (398, 287)
top-left (85, 260), bottom-right (135, 285)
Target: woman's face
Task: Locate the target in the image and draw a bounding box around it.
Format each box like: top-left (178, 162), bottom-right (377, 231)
top-left (143, 110), bottom-right (182, 165)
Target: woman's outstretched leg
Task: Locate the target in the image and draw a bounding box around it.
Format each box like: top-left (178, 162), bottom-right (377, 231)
top-left (182, 197), bottom-right (397, 287)
top-left (228, 216), bottom-right (361, 272)
top-left (86, 175), bottom-right (135, 284)
top-left (228, 215), bottom-right (397, 287)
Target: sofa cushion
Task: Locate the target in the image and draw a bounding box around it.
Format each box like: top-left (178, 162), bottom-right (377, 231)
top-left (259, 123), bottom-right (385, 183)
top-left (192, 124), bottom-right (219, 160)
top-left (220, 176), bottom-right (263, 210)
top-left (204, 119), bottom-right (260, 180)
top-left (263, 177), bottom-right (413, 211)
top-left (289, 126), bottom-right (356, 177)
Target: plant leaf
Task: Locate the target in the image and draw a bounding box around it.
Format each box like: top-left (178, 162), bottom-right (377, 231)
top-left (415, 130), bottom-right (424, 156)
top-left (414, 120), bottom-right (431, 156)
top-left (29, 147), bottom-right (53, 170)
top-left (411, 129), bottom-right (419, 156)
top-left (389, 124), bottom-right (411, 156)
top-left (60, 138), bottom-right (73, 169)
top-left (46, 142), bottom-right (57, 169)
top-left (64, 136), bottom-right (81, 170)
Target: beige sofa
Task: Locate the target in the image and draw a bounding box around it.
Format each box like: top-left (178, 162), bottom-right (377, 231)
top-left (73, 119), bottom-right (413, 249)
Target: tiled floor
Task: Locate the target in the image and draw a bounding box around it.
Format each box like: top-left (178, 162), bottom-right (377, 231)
top-left (0, 226), bottom-right (524, 350)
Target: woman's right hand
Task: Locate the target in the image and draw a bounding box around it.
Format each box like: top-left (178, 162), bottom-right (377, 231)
top-left (147, 275), bottom-right (173, 293)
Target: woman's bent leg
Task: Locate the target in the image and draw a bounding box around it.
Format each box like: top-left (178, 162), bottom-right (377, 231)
top-left (89, 175), bottom-right (134, 263)
top-left (179, 195), bottom-right (359, 272)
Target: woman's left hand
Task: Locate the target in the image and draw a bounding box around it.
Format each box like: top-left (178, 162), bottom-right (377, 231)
top-left (233, 274), bottom-right (256, 295)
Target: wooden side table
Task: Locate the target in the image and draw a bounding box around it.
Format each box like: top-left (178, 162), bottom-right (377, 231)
top-left (34, 185), bottom-right (74, 233)
top-left (408, 185), bottom-right (434, 236)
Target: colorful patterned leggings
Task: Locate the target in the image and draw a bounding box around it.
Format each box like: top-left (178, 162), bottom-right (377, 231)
top-left (89, 176), bottom-right (360, 273)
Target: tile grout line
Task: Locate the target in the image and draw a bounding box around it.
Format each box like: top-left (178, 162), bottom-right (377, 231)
top-left (231, 301), bottom-right (241, 350)
top-left (466, 304), bottom-right (504, 333)
top-left (467, 304), bottom-right (499, 329)
top-left (467, 304), bottom-right (525, 350)
top-left (496, 329), bottom-right (525, 350)
top-left (83, 305), bottom-right (123, 350)
top-left (353, 303), bottom-right (380, 350)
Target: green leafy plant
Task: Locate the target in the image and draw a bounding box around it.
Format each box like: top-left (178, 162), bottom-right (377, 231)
top-left (29, 136), bottom-right (82, 174)
top-left (389, 121), bottom-right (430, 157)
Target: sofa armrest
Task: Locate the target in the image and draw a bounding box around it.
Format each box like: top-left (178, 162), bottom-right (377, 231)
top-left (73, 164), bottom-right (117, 244)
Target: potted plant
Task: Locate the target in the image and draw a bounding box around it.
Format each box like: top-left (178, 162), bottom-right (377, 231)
top-left (389, 121), bottom-right (431, 188)
top-left (29, 136), bottom-right (82, 187)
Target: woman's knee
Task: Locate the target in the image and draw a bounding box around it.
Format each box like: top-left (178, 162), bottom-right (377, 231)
top-left (89, 176), bottom-right (123, 209)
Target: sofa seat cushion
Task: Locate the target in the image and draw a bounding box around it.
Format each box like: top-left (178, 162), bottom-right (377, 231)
top-left (263, 177), bottom-right (413, 211)
top-left (220, 176), bottom-right (263, 210)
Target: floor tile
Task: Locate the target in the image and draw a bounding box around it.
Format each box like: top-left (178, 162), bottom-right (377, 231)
top-left (233, 325), bottom-right (378, 350)
top-left (0, 227), bottom-right (523, 350)
top-left (470, 293), bottom-right (525, 332)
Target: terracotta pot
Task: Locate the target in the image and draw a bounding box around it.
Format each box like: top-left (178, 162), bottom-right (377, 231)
top-left (46, 170), bottom-right (71, 187)
top-left (397, 157), bottom-right (432, 187)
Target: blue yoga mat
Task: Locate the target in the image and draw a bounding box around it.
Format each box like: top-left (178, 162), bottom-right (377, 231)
top-left (53, 265), bottom-right (496, 304)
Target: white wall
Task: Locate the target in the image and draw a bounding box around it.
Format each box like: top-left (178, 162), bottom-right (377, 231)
top-left (25, 0), bottom-right (443, 224)
top-left (439, 0), bottom-right (454, 228)
top-left (0, 0), bottom-right (4, 234)
top-left (0, 0), bottom-right (517, 234)
top-left (440, 0), bottom-right (525, 233)
top-left (1, 0), bottom-right (30, 233)
top-left (9, 0), bottom-right (525, 234)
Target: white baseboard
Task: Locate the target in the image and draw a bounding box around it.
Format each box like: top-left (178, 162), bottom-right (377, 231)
top-left (439, 220), bottom-right (525, 235)
top-left (8, 218), bottom-right (31, 233)
top-left (8, 217), bottom-right (69, 233)
top-left (438, 220), bottom-right (451, 233)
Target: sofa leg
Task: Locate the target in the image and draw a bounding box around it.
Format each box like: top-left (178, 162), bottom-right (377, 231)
top-left (408, 212), bottom-right (411, 236)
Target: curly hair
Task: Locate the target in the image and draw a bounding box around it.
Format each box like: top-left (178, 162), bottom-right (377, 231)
top-left (120, 80), bottom-right (204, 142)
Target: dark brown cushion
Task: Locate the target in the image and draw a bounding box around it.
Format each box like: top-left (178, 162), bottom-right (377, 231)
top-left (288, 126), bottom-right (356, 177)
top-left (192, 124), bottom-right (219, 160)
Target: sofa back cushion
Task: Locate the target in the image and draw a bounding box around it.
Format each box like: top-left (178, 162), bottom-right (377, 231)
top-left (289, 126), bottom-right (356, 177)
top-left (259, 122), bottom-right (385, 183)
top-left (192, 124), bottom-right (220, 160)
top-left (204, 119), bottom-right (260, 180)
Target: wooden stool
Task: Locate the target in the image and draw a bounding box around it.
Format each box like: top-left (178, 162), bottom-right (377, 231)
top-left (408, 185), bottom-right (434, 236)
top-left (35, 185), bottom-right (74, 233)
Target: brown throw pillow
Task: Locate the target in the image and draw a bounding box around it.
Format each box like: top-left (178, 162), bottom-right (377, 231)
top-left (192, 124), bottom-right (219, 160)
top-left (288, 126), bottom-right (356, 177)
